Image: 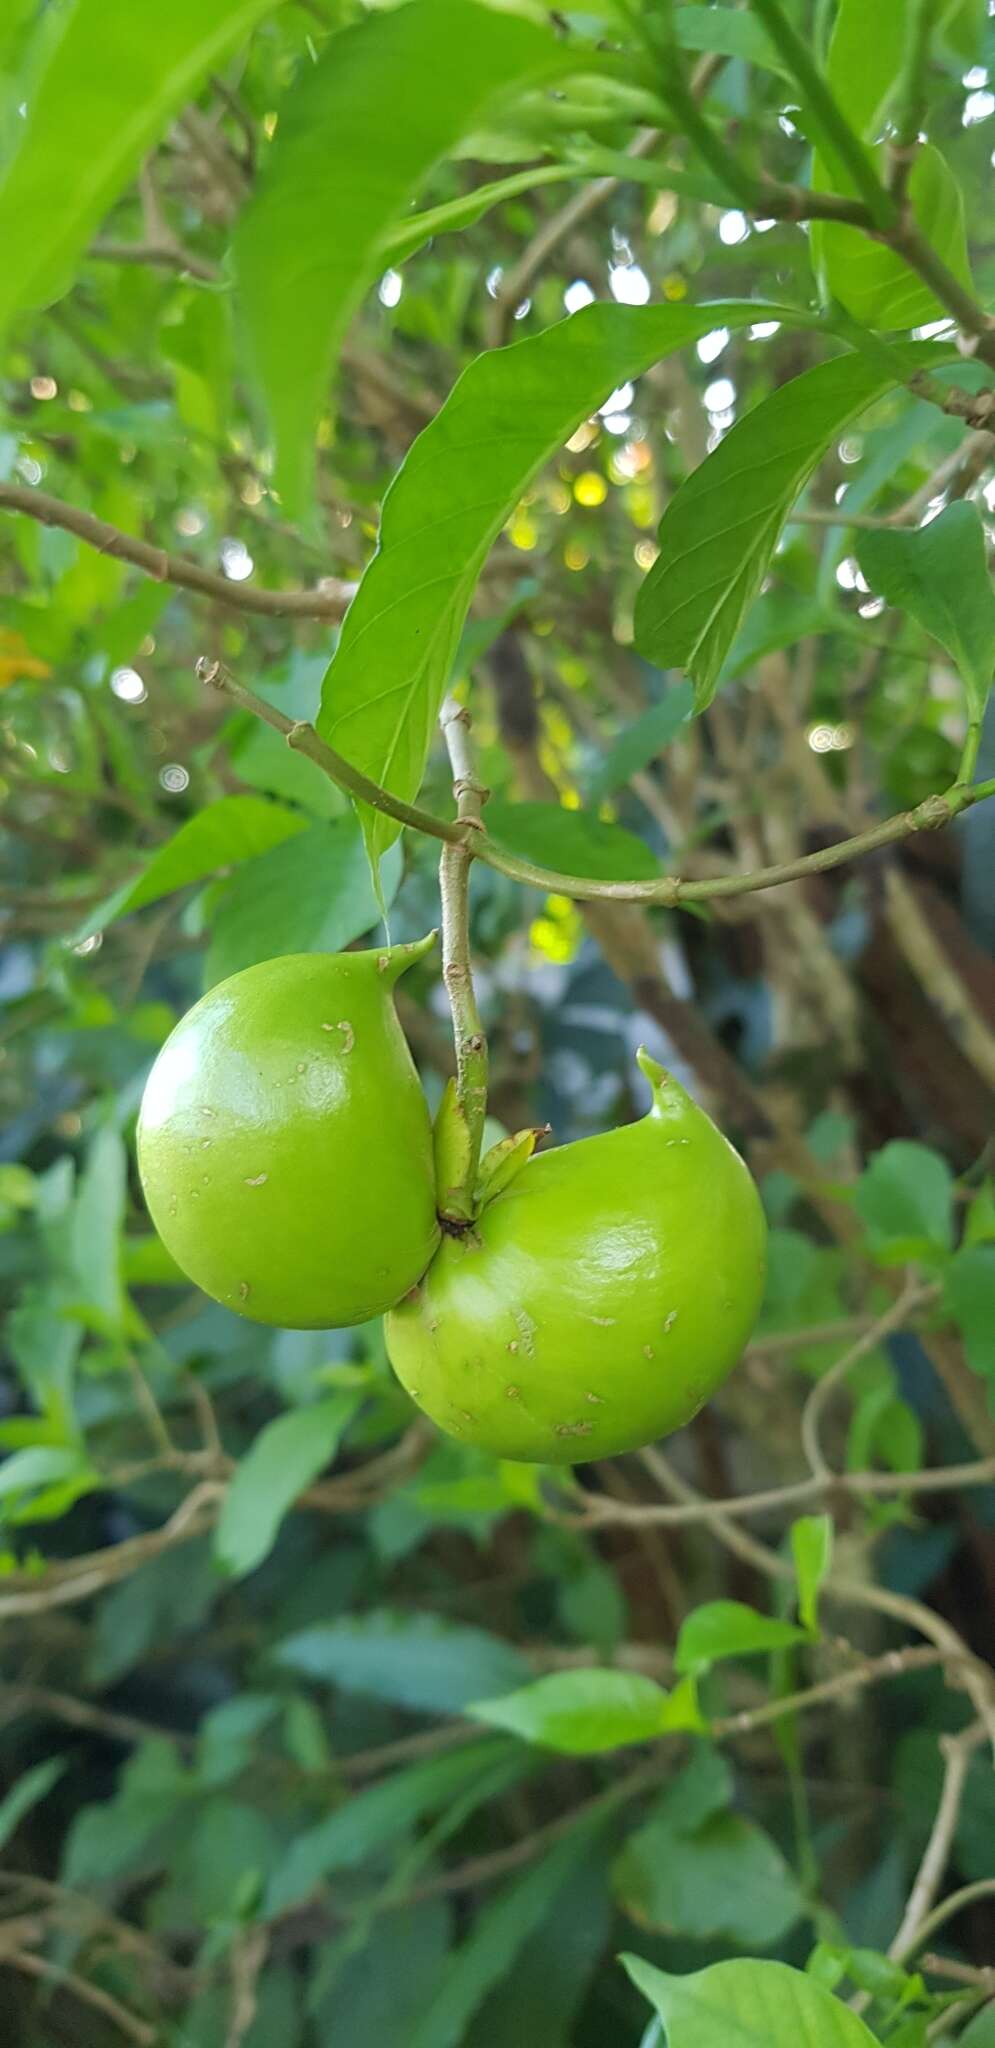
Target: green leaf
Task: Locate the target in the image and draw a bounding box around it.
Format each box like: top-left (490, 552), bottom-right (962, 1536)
top-left (790, 1514), bottom-right (833, 1631)
top-left (215, 1393), bottom-right (359, 1579)
top-left (857, 503), bottom-right (995, 724)
top-left (614, 1811), bottom-right (805, 1948)
top-left (235, 0), bottom-right (575, 511)
top-left (382, 164), bottom-right (575, 268)
top-left (0, 0), bottom-right (277, 342)
top-left (75, 795), bottom-right (308, 942)
top-left (621, 1956), bottom-right (882, 2048)
top-left (468, 1668), bottom-right (670, 1754)
top-left (0, 1756), bottom-right (67, 1853)
top-left (203, 817), bottom-right (401, 988)
top-left (316, 300), bottom-right (795, 869)
top-left (672, 5), bottom-right (786, 72)
top-left (809, 0), bottom-right (974, 326)
top-left (311, 1901), bottom-right (452, 2048)
top-left (959, 2004), bottom-right (995, 2048)
top-left (0, 1445), bottom-right (95, 1507)
top-left (266, 1739), bottom-right (515, 1915)
top-left (583, 682), bottom-right (695, 803)
top-left (272, 1610), bottom-right (529, 1714)
top-left (633, 348), bottom-right (951, 708)
top-left (855, 1140), bottom-right (954, 1262)
top-left (945, 1246), bottom-right (995, 1391)
top-left (674, 1600), bottom-right (809, 1676)
top-left (70, 1124), bottom-right (127, 1330)
top-left (409, 1819), bottom-right (603, 2048)
top-left (815, 146), bottom-right (973, 330)
top-left (464, 1856), bottom-right (612, 2048)
top-left (483, 800), bottom-right (660, 882)
top-left (965, 1181), bottom-right (995, 1248)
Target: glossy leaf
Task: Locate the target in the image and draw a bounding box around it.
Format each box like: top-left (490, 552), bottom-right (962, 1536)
top-left (203, 817), bottom-right (401, 988)
top-left (674, 1600), bottom-right (809, 1676)
top-left (75, 795), bottom-right (308, 943)
top-left (235, 0), bottom-right (575, 510)
top-left (634, 349), bottom-right (946, 707)
top-left (273, 1610), bottom-right (529, 1714)
top-left (621, 1956), bottom-right (882, 2047)
top-left (791, 1514), bottom-right (833, 1632)
top-left (858, 502), bottom-right (995, 723)
top-left (484, 800), bottom-right (661, 882)
top-left (468, 1668), bottom-right (670, 1753)
top-left (316, 301), bottom-right (788, 869)
top-left (0, 0), bottom-right (276, 340)
top-left (216, 1392), bottom-right (359, 1579)
top-left (584, 682), bottom-right (695, 803)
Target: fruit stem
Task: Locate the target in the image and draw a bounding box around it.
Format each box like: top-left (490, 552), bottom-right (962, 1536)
top-left (438, 695), bottom-right (490, 1218)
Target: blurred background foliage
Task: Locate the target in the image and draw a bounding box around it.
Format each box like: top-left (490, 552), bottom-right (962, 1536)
top-left (0, 1), bottom-right (994, 2043)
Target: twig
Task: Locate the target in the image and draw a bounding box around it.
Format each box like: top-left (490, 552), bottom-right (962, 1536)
top-left (197, 659), bottom-right (466, 844)
top-left (570, 1448), bottom-right (995, 1529)
top-left (486, 128), bottom-right (662, 347)
top-left (89, 236), bottom-right (219, 283)
top-left (637, 1447), bottom-right (995, 1745)
top-left (193, 659), bottom-right (995, 906)
top-left (438, 695), bottom-right (490, 1212)
top-left (0, 484), bottom-right (354, 619)
top-left (889, 1724), bottom-right (987, 1963)
top-left (225, 1926), bottom-right (269, 2048)
top-left (800, 1277), bottom-right (928, 1478)
top-left (891, 1880), bottom-right (995, 1965)
top-left (126, 1354), bottom-right (176, 1462)
top-left (0, 1947), bottom-right (155, 2045)
top-left (712, 1644), bottom-right (950, 1738)
top-left (474, 782), bottom-right (995, 903)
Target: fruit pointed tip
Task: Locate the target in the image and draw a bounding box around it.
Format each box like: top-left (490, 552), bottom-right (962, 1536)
top-left (635, 1045), bottom-right (669, 1093)
top-left (382, 930), bottom-right (437, 982)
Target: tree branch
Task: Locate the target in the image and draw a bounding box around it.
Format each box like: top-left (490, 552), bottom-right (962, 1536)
top-left (0, 484), bottom-right (354, 619)
top-left (473, 781), bottom-right (995, 905)
top-left (197, 660), bottom-right (467, 845)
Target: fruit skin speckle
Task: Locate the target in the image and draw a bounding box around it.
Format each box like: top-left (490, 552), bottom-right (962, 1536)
top-left (137, 941), bottom-right (438, 1330)
top-left (386, 1051), bottom-right (766, 1465)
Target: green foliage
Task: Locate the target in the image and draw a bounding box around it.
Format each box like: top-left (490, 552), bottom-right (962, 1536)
top-left (235, 0), bottom-right (576, 510)
top-left (0, 0), bottom-right (275, 340)
top-left (622, 1955), bottom-right (882, 2047)
top-left (633, 348), bottom-right (953, 706)
top-left (468, 1667), bottom-right (674, 1752)
top-left (316, 299), bottom-right (772, 867)
top-left (858, 503), bottom-right (995, 728)
top-left (674, 1601), bottom-right (811, 1676)
top-left (216, 1388), bottom-right (361, 1576)
top-left (2, 1), bottom-right (994, 2038)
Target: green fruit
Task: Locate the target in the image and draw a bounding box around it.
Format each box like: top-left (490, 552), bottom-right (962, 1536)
top-left (386, 1052), bottom-right (766, 1463)
top-left (137, 940), bottom-right (439, 1329)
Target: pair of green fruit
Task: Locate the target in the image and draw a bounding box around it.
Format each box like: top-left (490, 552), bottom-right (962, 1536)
top-left (137, 942), bottom-right (767, 1464)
